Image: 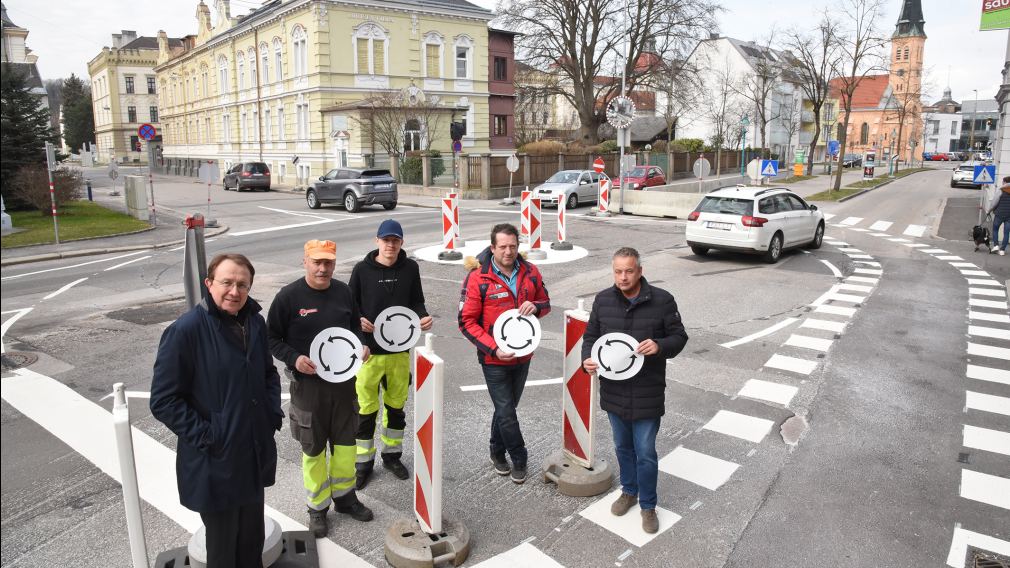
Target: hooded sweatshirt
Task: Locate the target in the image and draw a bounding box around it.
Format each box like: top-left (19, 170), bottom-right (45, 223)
top-left (349, 249), bottom-right (429, 354)
top-left (989, 184), bottom-right (1010, 218)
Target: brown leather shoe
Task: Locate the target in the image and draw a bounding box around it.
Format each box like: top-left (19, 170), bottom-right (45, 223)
top-left (611, 492), bottom-right (637, 516)
top-left (641, 509), bottom-right (659, 534)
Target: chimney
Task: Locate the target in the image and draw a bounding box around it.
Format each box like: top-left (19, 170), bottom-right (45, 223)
top-left (114, 30), bottom-right (137, 48)
top-left (709, 32), bottom-right (719, 40)
top-left (196, 2), bottom-right (212, 35)
top-left (157, 30), bottom-right (169, 63)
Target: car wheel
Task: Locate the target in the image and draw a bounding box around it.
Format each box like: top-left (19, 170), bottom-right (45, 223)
top-left (222, 179), bottom-right (230, 190)
top-left (306, 189), bottom-right (321, 209)
top-left (383, 202), bottom-right (397, 210)
top-left (690, 245), bottom-right (709, 256)
top-left (566, 193), bottom-right (579, 210)
top-left (950, 181), bottom-right (956, 188)
top-left (764, 232), bottom-right (783, 264)
top-left (344, 192), bottom-right (361, 212)
top-left (806, 222), bottom-right (824, 249)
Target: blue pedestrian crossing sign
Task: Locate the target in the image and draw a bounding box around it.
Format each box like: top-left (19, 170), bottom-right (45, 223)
top-left (760, 159), bottom-right (779, 177)
top-left (827, 140), bottom-right (840, 156)
top-left (973, 164), bottom-right (996, 185)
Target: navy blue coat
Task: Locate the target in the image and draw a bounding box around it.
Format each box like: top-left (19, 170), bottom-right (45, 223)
top-left (150, 298), bottom-right (283, 513)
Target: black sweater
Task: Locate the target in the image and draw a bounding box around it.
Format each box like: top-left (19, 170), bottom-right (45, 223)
top-left (349, 249), bottom-right (429, 354)
top-left (266, 278), bottom-right (363, 379)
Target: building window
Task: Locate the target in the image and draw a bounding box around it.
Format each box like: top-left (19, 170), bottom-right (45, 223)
top-left (494, 115), bottom-right (507, 136)
top-left (264, 109), bottom-right (271, 141)
top-left (951, 121), bottom-right (958, 135)
top-left (218, 56), bottom-right (229, 93)
top-left (903, 46), bottom-right (909, 60)
top-left (454, 36), bottom-right (473, 79)
top-left (222, 114), bottom-right (231, 143)
top-left (130, 135), bottom-right (139, 152)
top-left (277, 105), bottom-right (285, 140)
top-left (542, 111), bottom-right (548, 125)
top-left (248, 49), bottom-right (257, 87)
top-left (150, 106), bottom-right (158, 122)
top-left (237, 51), bottom-right (246, 90)
top-left (292, 26), bottom-right (308, 77)
top-left (128, 106), bottom-right (137, 123)
top-left (859, 123), bottom-right (869, 145)
top-left (404, 118), bottom-right (421, 152)
top-left (423, 32), bottom-right (443, 78)
top-left (260, 43), bottom-right (270, 84)
top-left (147, 76), bottom-right (156, 94)
top-left (205, 117), bottom-right (211, 142)
top-left (930, 120), bottom-right (939, 135)
top-left (240, 109), bottom-right (247, 142)
top-left (193, 76), bottom-right (198, 97)
top-left (125, 76), bottom-right (135, 94)
top-left (354, 23), bottom-right (388, 75)
top-left (493, 56), bottom-right (507, 81)
top-left (273, 38), bottom-right (284, 80)
top-left (296, 99), bottom-right (309, 139)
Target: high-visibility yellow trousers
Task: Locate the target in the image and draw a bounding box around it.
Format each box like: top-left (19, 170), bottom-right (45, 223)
top-left (355, 353), bottom-right (409, 464)
top-left (303, 445), bottom-right (356, 511)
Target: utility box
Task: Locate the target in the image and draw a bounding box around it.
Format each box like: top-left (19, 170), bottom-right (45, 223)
top-left (124, 175), bottom-right (150, 221)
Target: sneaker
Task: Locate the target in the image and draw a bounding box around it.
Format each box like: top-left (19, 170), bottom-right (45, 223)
top-left (1000, 250), bottom-right (1006, 256)
top-left (611, 492), bottom-right (637, 516)
top-left (993, 246), bottom-right (1000, 254)
top-left (382, 457), bottom-right (410, 480)
top-left (308, 509), bottom-right (328, 538)
top-left (335, 496), bottom-right (374, 522)
top-left (641, 509), bottom-right (659, 534)
top-left (490, 453), bottom-right (510, 476)
top-left (510, 463), bottom-right (527, 484)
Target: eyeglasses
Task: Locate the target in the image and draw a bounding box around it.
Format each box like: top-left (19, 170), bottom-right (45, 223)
top-left (212, 279), bottom-right (251, 292)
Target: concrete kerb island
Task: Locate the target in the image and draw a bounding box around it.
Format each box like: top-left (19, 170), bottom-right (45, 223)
top-left (614, 175), bottom-right (748, 219)
top-left (415, 240), bottom-right (588, 265)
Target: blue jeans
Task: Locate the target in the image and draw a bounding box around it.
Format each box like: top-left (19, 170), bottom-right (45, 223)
top-left (994, 215), bottom-right (1010, 251)
top-left (482, 362), bottom-right (530, 467)
top-left (608, 413), bottom-right (661, 510)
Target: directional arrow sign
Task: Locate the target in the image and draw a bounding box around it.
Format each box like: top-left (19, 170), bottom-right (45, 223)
top-left (492, 308), bottom-right (542, 357)
top-left (973, 164), bottom-right (996, 185)
top-left (309, 326), bottom-right (363, 383)
top-left (591, 332), bottom-right (643, 381)
top-left (373, 306), bottom-right (421, 352)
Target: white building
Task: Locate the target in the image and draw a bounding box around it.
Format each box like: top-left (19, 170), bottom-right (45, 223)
top-left (922, 87), bottom-right (960, 154)
top-left (1, 3), bottom-right (49, 110)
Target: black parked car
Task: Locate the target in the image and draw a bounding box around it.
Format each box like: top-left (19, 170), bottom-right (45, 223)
top-left (223, 162), bottom-right (271, 191)
top-left (306, 168), bottom-right (397, 212)
top-left (841, 153), bottom-right (862, 168)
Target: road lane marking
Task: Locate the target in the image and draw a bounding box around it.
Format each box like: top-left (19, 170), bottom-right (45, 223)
top-left (838, 248), bottom-right (863, 253)
top-left (471, 542), bottom-right (565, 568)
top-left (822, 213), bottom-right (836, 220)
top-left (801, 318), bottom-right (847, 333)
top-left (966, 391), bottom-right (1010, 416)
top-left (887, 238), bottom-right (911, 242)
top-left (764, 354), bottom-right (818, 375)
top-left (969, 298), bottom-right (1009, 310)
top-left (738, 378), bottom-right (798, 406)
top-left (950, 262), bottom-right (978, 268)
top-left (785, 334), bottom-right (833, 352)
top-left (969, 287), bottom-right (1006, 297)
top-left (946, 526), bottom-right (1010, 567)
top-left (818, 260), bottom-right (843, 278)
top-left (257, 206), bottom-right (341, 220)
top-left (966, 365), bottom-right (1010, 386)
top-left (846, 276), bottom-right (879, 284)
top-left (840, 217), bottom-right (863, 226)
top-left (849, 228), bottom-right (869, 232)
top-left (922, 249), bottom-right (948, 254)
top-left (961, 270), bottom-right (991, 277)
top-left (969, 311), bottom-right (1010, 324)
top-left (703, 410), bottom-right (774, 443)
top-left (852, 260), bottom-right (881, 267)
top-left (0, 250), bottom-right (150, 281)
top-left (658, 446), bottom-right (739, 490)
top-left (854, 268), bottom-right (883, 275)
top-left (963, 425), bottom-right (1010, 457)
top-left (966, 278), bottom-right (1005, 287)
top-left (43, 277), bottom-right (88, 300)
top-left (959, 469), bottom-right (1010, 509)
top-left (837, 283), bottom-right (874, 293)
top-left (719, 318), bottom-right (798, 349)
top-left (902, 243), bottom-right (929, 248)
top-left (967, 343), bottom-right (1010, 360)
top-left (968, 326), bottom-right (1010, 341)
top-left (936, 255), bottom-right (964, 261)
top-left (229, 218), bottom-right (337, 236)
top-left (903, 225), bottom-right (927, 237)
top-left (846, 254), bottom-right (874, 260)
top-left (825, 292), bottom-right (865, 304)
top-left (1, 308), bottom-right (33, 354)
top-left (104, 255), bottom-right (152, 271)
top-left (578, 489), bottom-right (680, 547)
top-left (870, 232), bottom-right (890, 236)
top-left (0, 368), bottom-right (373, 567)
top-left (815, 305), bottom-right (857, 317)
top-left (460, 377), bottom-right (562, 392)
top-left (869, 221), bottom-right (893, 231)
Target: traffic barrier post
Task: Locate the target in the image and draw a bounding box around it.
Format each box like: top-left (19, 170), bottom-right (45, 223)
top-left (526, 197), bottom-right (546, 260)
top-left (448, 192), bottom-right (465, 247)
top-left (112, 383), bottom-right (150, 568)
top-left (520, 189), bottom-right (531, 242)
top-left (437, 196), bottom-right (462, 261)
top-left (597, 178), bottom-right (611, 216)
top-left (183, 214), bottom-right (208, 310)
top-left (551, 192), bottom-right (573, 250)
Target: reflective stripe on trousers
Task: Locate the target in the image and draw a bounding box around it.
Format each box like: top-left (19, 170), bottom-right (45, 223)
top-left (355, 438), bottom-right (375, 463)
top-left (380, 423), bottom-right (404, 450)
top-left (303, 444), bottom-right (356, 509)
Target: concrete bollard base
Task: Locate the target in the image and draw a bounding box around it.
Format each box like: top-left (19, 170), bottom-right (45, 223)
top-left (385, 516), bottom-right (470, 568)
top-left (437, 250), bottom-right (463, 261)
top-left (542, 449), bottom-right (614, 497)
top-left (550, 241), bottom-right (574, 251)
top-left (526, 249), bottom-right (547, 260)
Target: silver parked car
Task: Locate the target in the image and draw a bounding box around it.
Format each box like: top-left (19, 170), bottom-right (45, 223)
top-left (532, 169), bottom-right (609, 209)
top-left (306, 168), bottom-right (398, 212)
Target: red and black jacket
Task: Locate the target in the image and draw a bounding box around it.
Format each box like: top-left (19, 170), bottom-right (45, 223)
top-left (457, 247), bottom-right (551, 366)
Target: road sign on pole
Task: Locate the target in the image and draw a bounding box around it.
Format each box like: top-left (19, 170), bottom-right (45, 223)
top-left (973, 164), bottom-right (996, 185)
top-left (827, 140), bottom-right (840, 157)
top-left (593, 156), bottom-right (605, 174)
top-left (138, 123), bottom-right (157, 141)
top-left (503, 154), bottom-right (520, 205)
top-left (760, 159), bottom-right (779, 177)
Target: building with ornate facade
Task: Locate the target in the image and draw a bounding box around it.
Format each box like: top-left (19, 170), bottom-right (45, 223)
top-left (1, 3), bottom-right (48, 111)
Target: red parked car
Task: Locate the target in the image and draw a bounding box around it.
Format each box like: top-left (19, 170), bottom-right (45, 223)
top-left (930, 153), bottom-right (950, 161)
top-left (618, 165), bottom-right (667, 190)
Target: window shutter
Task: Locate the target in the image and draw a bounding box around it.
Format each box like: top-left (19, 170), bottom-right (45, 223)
top-left (357, 38), bottom-right (369, 73)
top-left (374, 40), bottom-right (385, 75)
top-left (426, 44), bottom-right (440, 78)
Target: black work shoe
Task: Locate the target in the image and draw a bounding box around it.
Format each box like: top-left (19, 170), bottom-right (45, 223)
top-left (335, 498), bottom-right (374, 522)
top-left (308, 509), bottom-right (328, 538)
top-left (490, 453), bottom-right (510, 476)
top-left (382, 457), bottom-right (410, 480)
top-left (355, 468), bottom-right (372, 490)
top-left (510, 463), bottom-right (527, 484)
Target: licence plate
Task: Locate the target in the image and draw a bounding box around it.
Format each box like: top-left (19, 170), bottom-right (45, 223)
top-left (707, 222), bottom-right (733, 230)
top-left (374, 184), bottom-right (390, 190)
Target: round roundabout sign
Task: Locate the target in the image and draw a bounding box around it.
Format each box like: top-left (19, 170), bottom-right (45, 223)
top-left (492, 309), bottom-right (542, 357)
top-left (372, 306), bottom-right (421, 352)
top-left (590, 332), bottom-right (643, 381)
top-left (309, 327), bottom-right (364, 383)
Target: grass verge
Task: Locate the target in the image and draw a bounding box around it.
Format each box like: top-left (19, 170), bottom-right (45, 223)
top-left (805, 187), bottom-right (867, 201)
top-left (2, 200), bottom-right (150, 248)
top-left (776, 175), bottom-right (817, 184)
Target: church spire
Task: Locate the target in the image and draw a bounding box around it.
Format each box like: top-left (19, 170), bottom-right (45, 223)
top-left (893, 0), bottom-right (925, 38)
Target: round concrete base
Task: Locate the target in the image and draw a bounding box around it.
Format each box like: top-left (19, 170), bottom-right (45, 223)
top-left (526, 248), bottom-right (548, 260)
top-left (542, 449), bottom-right (614, 497)
top-left (205, 218), bottom-right (219, 228)
top-left (188, 516), bottom-right (283, 568)
top-left (437, 250), bottom-right (463, 261)
top-left (550, 241), bottom-right (574, 251)
top-left (385, 516), bottom-right (471, 568)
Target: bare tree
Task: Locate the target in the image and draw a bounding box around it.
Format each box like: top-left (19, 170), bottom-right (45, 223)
top-left (731, 35), bottom-right (784, 155)
top-left (647, 58), bottom-right (702, 143)
top-left (883, 68), bottom-right (934, 172)
top-left (784, 12), bottom-right (842, 175)
top-left (514, 63), bottom-right (560, 145)
top-left (830, 0), bottom-right (888, 191)
top-left (705, 64), bottom-right (740, 177)
top-left (350, 89), bottom-right (449, 172)
top-left (498, 0), bottom-right (718, 145)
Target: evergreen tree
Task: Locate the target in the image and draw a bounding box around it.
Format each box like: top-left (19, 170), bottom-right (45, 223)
top-left (61, 74), bottom-right (95, 153)
top-left (1, 63), bottom-right (56, 201)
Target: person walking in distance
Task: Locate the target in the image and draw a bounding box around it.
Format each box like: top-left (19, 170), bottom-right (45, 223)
top-left (151, 253), bottom-right (284, 568)
top-left (582, 247), bottom-right (688, 534)
top-left (267, 240), bottom-right (373, 538)
top-left (458, 223), bottom-right (551, 484)
top-left (349, 219), bottom-right (433, 489)
top-left (987, 176), bottom-right (1010, 255)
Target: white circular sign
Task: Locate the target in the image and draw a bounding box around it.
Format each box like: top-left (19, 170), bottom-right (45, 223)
top-left (506, 154), bottom-right (520, 173)
top-left (591, 332), bottom-right (644, 381)
top-left (606, 96), bottom-right (636, 129)
top-left (309, 327), bottom-right (364, 383)
top-left (373, 306), bottom-right (421, 352)
top-left (692, 158), bottom-right (711, 179)
top-left (109, 169), bottom-right (119, 180)
top-left (492, 309), bottom-right (542, 357)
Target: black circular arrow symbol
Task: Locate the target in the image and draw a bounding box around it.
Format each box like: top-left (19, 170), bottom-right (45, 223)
top-left (378, 311), bottom-right (417, 348)
top-left (596, 339), bottom-right (637, 375)
top-left (500, 315), bottom-right (536, 351)
top-left (320, 335), bottom-right (358, 375)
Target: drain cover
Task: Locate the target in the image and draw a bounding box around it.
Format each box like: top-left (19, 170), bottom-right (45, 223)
top-left (1, 351), bottom-right (39, 371)
top-left (974, 550), bottom-right (1010, 568)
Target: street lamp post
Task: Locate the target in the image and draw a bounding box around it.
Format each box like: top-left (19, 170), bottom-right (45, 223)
top-left (889, 128), bottom-right (896, 175)
top-left (969, 88), bottom-right (978, 156)
top-left (739, 114), bottom-right (750, 176)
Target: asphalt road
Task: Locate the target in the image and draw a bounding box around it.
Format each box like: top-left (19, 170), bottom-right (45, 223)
top-left (1, 167), bottom-right (1007, 567)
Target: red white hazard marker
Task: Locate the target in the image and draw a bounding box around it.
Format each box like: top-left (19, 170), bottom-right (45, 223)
top-left (529, 198), bottom-right (542, 250)
top-left (441, 196), bottom-right (457, 250)
top-left (598, 178), bottom-right (610, 214)
top-left (557, 194), bottom-right (567, 243)
top-left (413, 333), bottom-right (444, 534)
top-left (562, 300), bottom-right (596, 467)
top-left (520, 189), bottom-right (531, 241)
top-left (593, 156), bottom-right (605, 174)
top-left (448, 192), bottom-right (462, 244)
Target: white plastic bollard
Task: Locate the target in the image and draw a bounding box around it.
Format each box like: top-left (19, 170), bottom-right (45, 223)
top-left (520, 189), bottom-right (531, 241)
top-left (413, 333), bottom-right (444, 533)
top-left (598, 178), bottom-right (610, 215)
top-left (112, 383), bottom-right (150, 568)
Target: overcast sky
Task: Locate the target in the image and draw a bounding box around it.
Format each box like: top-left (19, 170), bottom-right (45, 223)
top-left (4, 0), bottom-right (1005, 103)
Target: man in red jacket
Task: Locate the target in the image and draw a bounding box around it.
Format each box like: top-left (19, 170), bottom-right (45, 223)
top-left (458, 223), bottom-right (550, 483)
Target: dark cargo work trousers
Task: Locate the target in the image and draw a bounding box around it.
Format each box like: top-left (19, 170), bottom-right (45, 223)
top-left (199, 500), bottom-right (265, 568)
top-left (481, 361), bottom-right (531, 467)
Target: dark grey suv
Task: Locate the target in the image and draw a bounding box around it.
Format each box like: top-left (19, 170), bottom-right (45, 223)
top-left (306, 168), bottom-right (397, 212)
top-left (223, 162), bottom-right (271, 191)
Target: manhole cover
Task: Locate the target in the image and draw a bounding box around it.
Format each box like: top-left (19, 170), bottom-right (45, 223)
top-left (1, 351), bottom-right (39, 371)
top-left (975, 551), bottom-right (1010, 568)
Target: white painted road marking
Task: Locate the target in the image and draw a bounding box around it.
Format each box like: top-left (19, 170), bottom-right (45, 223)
top-left (579, 489), bottom-right (681, 547)
top-left (922, 248), bottom-right (948, 254)
top-left (968, 311), bottom-right (1010, 324)
top-left (470, 542), bottom-right (565, 567)
top-left (719, 318), bottom-right (798, 349)
top-left (839, 248), bottom-right (863, 253)
top-left (969, 287), bottom-right (1007, 297)
top-left (815, 305), bottom-right (857, 317)
top-left (946, 526), bottom-right (1010, 567)
top-left (764, 354), bottom-right (818, 375)
top-left (801, 318), bottom-right (847, 333)
top-left (825, 292), bottom-right (865, 304)
top-left (961, 270), bottom-right (991, 277)
top-left (229, 218), bottom-right (337, 236)
top-left (950, 262), bottom-right (978, 268)
top-left (837, 283), bottom-right (874, 293)
top-left (846, 254), bottom-right (874, 260)
top-left (869, 221), bottom-right (893, 231)
top-left (0, 250), bottom-right (150, 281)
top-left (846, 276), bottom-right (879, 285)
top-left (104, 255), bottom-right (152, 271)
top-left (853, 268), bottom-right (883, 276)
top-left (967, 365), bottom-right (1010, 386)
top-left (902, 243), bottom-right (929, 248)
top-left (966, 278), bottom-right (1005, 288)
top-left (968, 326), bottom-right (1010, 341)
top-left (460, 377), bottom-right (563, 392)
top-left (785, 334), bottom-right (833, 352)
top-left (936, 255), bottom-right (965, 261)
top-left (1, 308), bottom-right (33, 354)
top-left (703, 410), bottom-right (774, 444)
top-left (966, 391), bottom-right (1010, 416)
top-left (852, 261), bottom-right (881, 267)
top-left (840, 217), bottom-right (863, 226)
top-left (43, 277), bottom-right (88, 300)
top-left (959, 469), bottom-right (1010, 509)
top-left (822, 213), bottom-right (836, 220)
top-left (819, 260), bottom-right (843, 278)
top-left (887, 238), bottom-right (911, 243)
top-left (963, 425), bottom-right (1010, 457)
top-left (738, 378), bottom-right (798, 406)
top-left (903, 224), bottom-right (927, 237)
top-left (658, 446), bottom-right (739, 490)
top-left (969, 298), bottom-right (1009, 310)
top-left (967, 343), bottom-right (1010, 361)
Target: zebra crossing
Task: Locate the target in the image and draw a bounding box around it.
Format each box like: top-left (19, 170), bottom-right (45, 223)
top-left (822, 213), bottom-right (930, 239)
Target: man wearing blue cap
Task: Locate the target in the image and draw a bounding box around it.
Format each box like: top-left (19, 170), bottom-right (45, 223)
top-left (349, 219), bottom-right (432, 489)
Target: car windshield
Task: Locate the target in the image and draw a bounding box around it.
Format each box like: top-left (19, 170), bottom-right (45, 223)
top-left (546, 171), bottom-right (581, 184)
top-left (697, 196), bottom-right (753, 216)
top-left (246, 163), bottom-right (269, 173)
top-left (361, 169), bottom-right (392, 178)
top-left (628, 167), bottom-right (647, 177)
top-left (958, 165), bottom-right (974, 172)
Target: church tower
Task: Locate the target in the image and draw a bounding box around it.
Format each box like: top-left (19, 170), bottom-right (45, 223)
top-left (889, 0), bottom-right (926, 99)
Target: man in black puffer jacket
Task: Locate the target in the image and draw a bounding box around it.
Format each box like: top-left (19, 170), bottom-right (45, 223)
top-left (582, 247), bottom-right (688, 535)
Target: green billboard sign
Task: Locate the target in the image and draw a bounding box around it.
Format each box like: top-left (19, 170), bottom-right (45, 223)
top-left (981, 0), bottom-right (1010, 31)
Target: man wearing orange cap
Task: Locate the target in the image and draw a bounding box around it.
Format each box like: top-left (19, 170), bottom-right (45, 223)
top-left (267, 240), bottom-right (373, 538)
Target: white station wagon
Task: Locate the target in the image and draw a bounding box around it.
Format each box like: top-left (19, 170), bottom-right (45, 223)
top-left (685, 186), bottom-right (825, 263)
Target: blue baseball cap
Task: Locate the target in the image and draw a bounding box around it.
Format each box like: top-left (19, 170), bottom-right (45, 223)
top-left (377, 219), bottom-right (403, 239)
